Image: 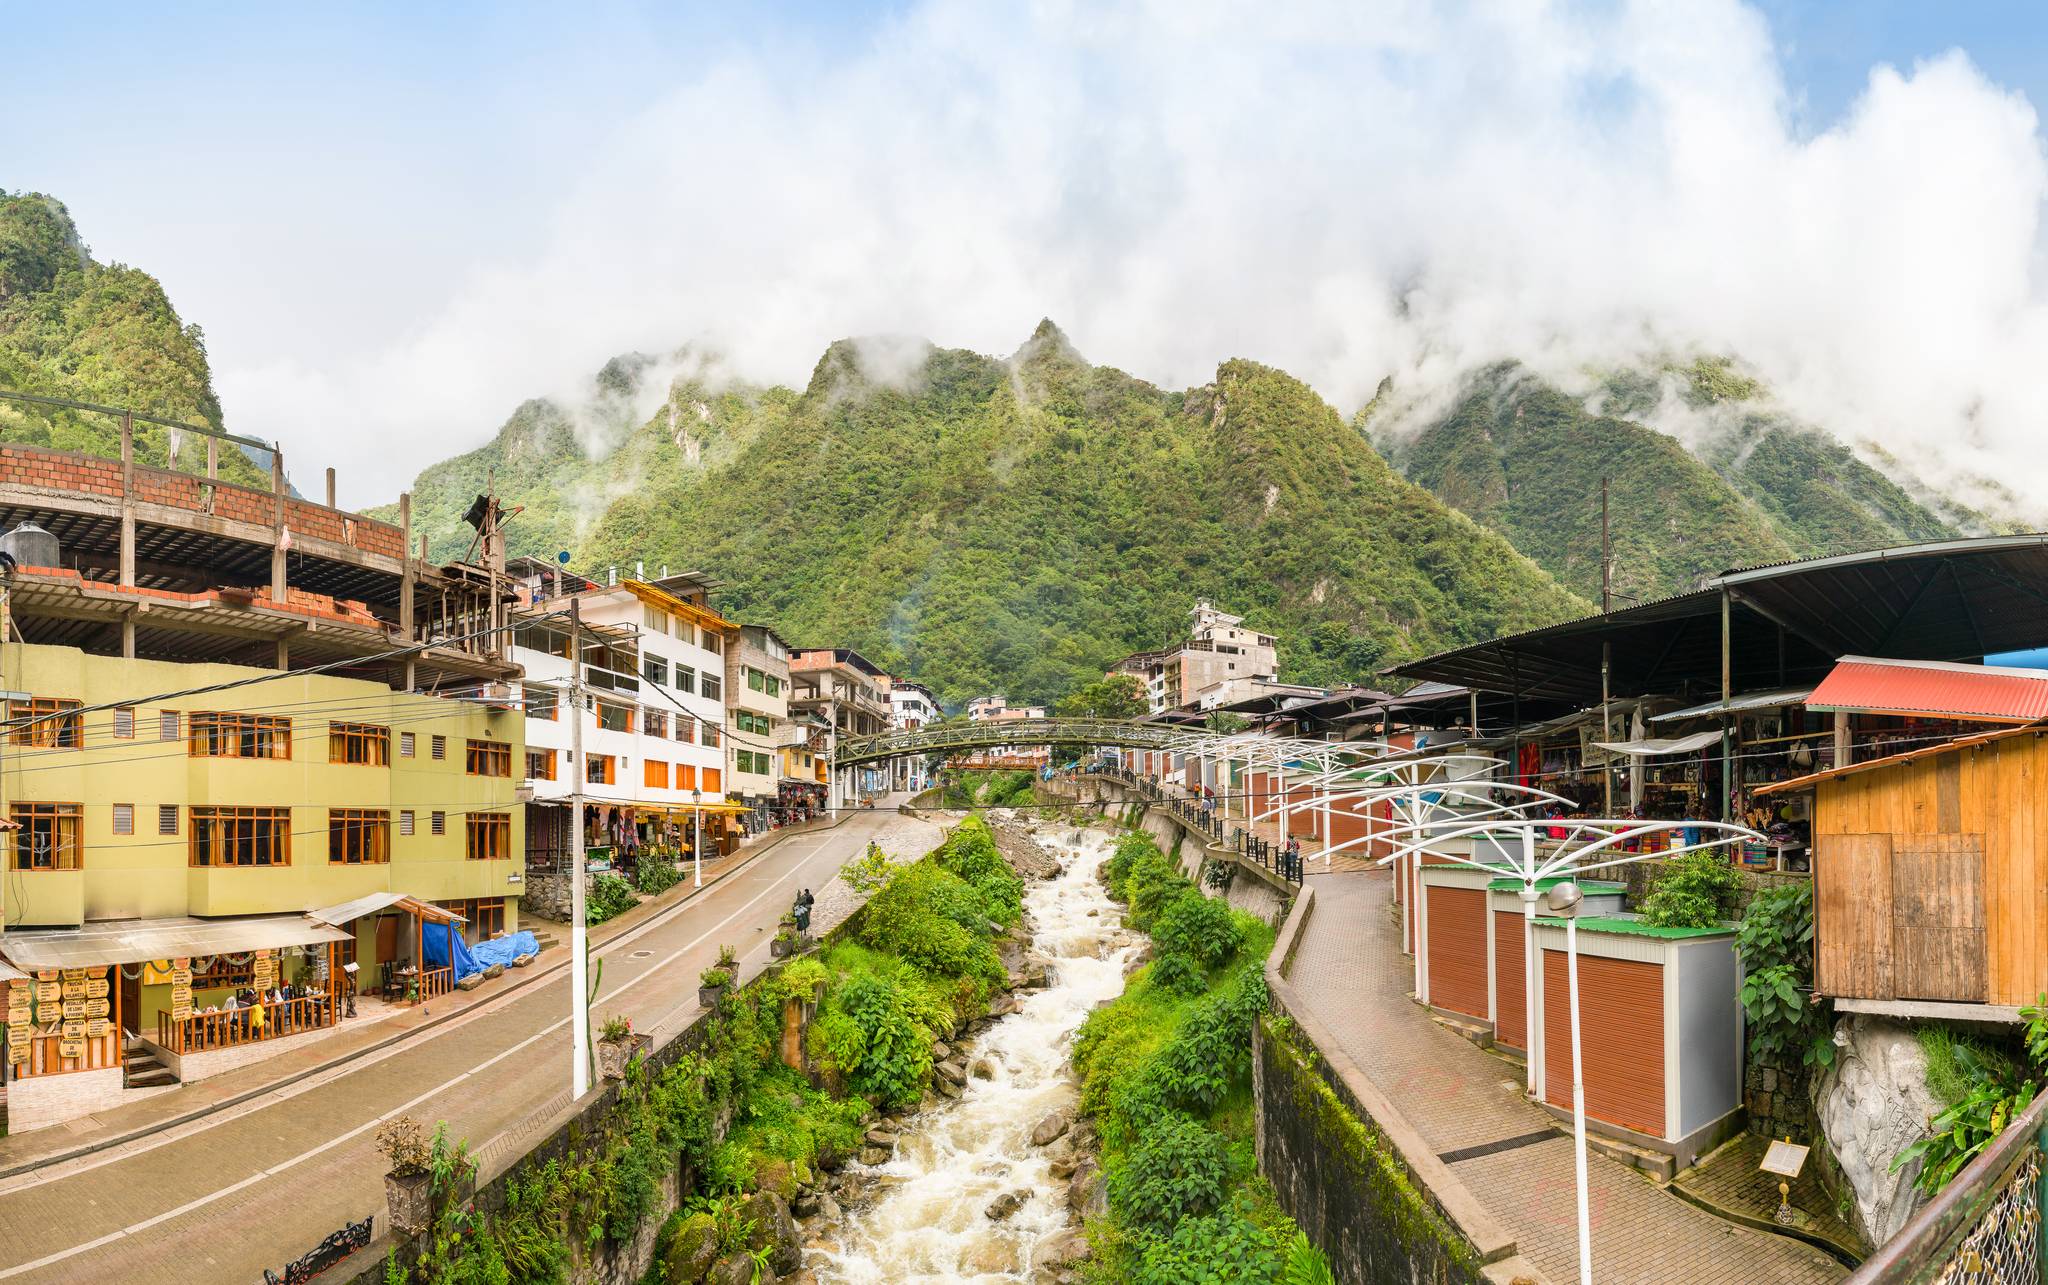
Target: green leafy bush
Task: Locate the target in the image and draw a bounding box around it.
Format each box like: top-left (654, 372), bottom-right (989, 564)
top-left (585, 872), bottom-right (639, 925)
top-left (1131, 1201), bottom-right (1286, 1285)
top-left (1151, 951), bottom-right (1207, 996)
top-left (1638, 851), bottom-right (1742, 928)
top-left (858, 861), bottom-right (1004, 984)
top-left (1109, 1111), bottom-right (1231, 1233)
top-left (838, 842), bottom-right (896, 896)
top-left (932, 815), bottom-right (1024, 926)
top-left (633, 855), bottom-right (681, 896)
top-left (816, 971), bottom-right (936, 1106)
top-left (1154, 891), bottom-right (1243, 967)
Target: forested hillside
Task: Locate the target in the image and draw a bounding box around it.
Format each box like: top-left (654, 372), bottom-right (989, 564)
top-left (391, 322), bottom-right (1588, 705)
top-left (0, 191), bottom-right (267, 487)
top-left (1378, 362), bottom-right (1967, 603)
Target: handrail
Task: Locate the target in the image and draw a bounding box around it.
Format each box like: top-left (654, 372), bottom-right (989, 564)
top-left (1846, 1088), bottom-right (2048, 1283)
top-left (0, 387), bottom-right (275, 451)
top-left (835, 717), bottom-right (1191, 766)
top-left (156, 990), bottom-right (339, 1055)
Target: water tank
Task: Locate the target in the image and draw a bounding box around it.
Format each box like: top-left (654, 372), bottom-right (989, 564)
top-left (0, 522), bottom-right (59, 569)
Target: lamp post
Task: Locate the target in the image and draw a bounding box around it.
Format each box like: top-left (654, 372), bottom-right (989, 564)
top-left (1547, 878), bottom-right (1593, 1285)
top-left (692, 787), bottom-right (703, 888)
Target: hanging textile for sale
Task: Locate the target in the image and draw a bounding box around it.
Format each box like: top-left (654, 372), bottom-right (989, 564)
top-left (1516, 742), bottom-right (1541, 784)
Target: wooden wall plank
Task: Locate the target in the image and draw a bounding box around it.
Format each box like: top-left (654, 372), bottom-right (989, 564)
top-left (1892, 834), bottom-right (1987, 1002)
top-left (1816, 833), bottom-right (1893, 998)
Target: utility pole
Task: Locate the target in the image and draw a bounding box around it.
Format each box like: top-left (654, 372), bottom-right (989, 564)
top-left (568, 599), bottom-right (589, 1100)
top-left (1601, 477), bottom-right (1614, 814)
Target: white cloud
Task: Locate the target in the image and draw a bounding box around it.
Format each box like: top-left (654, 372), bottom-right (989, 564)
top-left (214, 0), bottom-right (2048, 513)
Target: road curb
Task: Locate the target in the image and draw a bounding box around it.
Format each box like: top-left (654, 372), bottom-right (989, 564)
top-left (0, 812), bottom-right (852, 1181)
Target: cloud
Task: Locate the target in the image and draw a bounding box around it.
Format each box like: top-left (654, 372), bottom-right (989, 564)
top-left (215, 0), bottom-right (2048, 513)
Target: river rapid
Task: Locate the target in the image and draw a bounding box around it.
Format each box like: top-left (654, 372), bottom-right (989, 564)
top-left (808, 823), bottom-right (1131, 1283)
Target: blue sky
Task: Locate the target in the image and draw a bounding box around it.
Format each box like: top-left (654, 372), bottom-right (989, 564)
top-left (8, 2), bottom-right (2048, 507)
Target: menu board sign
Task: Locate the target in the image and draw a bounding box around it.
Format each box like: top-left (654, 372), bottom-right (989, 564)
top-left (171, 982), bottom-right (193, 1022)
top-left (60, 998), bottom-right (85, 1020)
top-left (5, 1036), bottom-right (26, 1064)
top-left (85, 997), bottom-right (109, 1020)
top-left (34, 982), bottom-right (59, 1005)
top-left (60, 1020), bottom-right (84, 1042)
top-left (60, 977), bottom-right (87, 1001)
top-left (252, 950), bottom-right (276, 991)
top-left (85, 1017), bottom-right (110, 1038)
top-left (86, 976), bottom-right (109, 999)
top-left (58, 1038), bottom-right (84, 1059)
top-left (6, 988), bottom-right (27, 1022)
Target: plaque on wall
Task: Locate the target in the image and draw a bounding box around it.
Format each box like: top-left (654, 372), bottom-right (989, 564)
top-left (58, 1038), bottom-right (84, 1059)
top-left (60, 967), bottom-right (88, 983)
top-left (85, 1017), bottom-right (110, 1038)
top-left (60, 998), bottom-right (85, 1020)
top-left (61, 1020), bottom-right (84, 1041)
top-left (86, 976), bottom-right (109, 999)
top-left (6, 990), bottom-right (27, 1021)
top-left (6, 1038), bottom-right (26, 1064)
top-left (85, 997), bottom-right (109, 1019)
top-left (35, 982), bottom-right (59, 1005)
top-left (60, 978), bottom-right (86, 1001)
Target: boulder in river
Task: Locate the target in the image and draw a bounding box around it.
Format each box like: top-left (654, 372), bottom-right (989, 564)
top-left (742, 1188), bottom-right (804, 1273)
top-left (937, 1059), bottom-right (967, 1086)
top-left (985, 1189), bottom-right (1029, 1220)
top-left (1031, 1108), bottom-right (1072, 1147)
top-left (1068, 1160), bottom-right (1108, 1220)
top-left (709, 1254), bottom-right (770, 1285)
top-left (1032, 1229), bottom-right (1090, 1272)
top-left (662, 1211), bottom-right (719, 1283)
top-left (970, 1056), bottom-right (997, 1080)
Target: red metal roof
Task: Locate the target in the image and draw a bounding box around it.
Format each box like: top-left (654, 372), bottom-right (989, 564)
top-left (1806, 656), bottom-right (2048, 722)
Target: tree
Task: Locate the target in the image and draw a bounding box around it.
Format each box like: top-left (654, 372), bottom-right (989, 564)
top-left (1057, 673), bottom-right (1148, 720)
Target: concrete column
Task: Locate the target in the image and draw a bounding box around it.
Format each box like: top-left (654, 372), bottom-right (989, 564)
top-left (270, 449), bottom-right (287, 603)
top-left (118, 414), bottom-right (136, 588)
top-left (206, 436), bottom-right (218, 479)
top-left (121, 613), bottom-right (135, 660)
top-left (325, 467), bottom-right (336, 508)
top-left (277, 634), bottom-right (291, 671)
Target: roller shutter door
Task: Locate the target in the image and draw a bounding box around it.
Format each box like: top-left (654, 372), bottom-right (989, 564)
top-left (1493, 910), bottom-right (1527, 1051)
top-left (1425, 885), bottom-right (1488, 1019)
top-left (1542, 949), bottom-right (1664, 1137)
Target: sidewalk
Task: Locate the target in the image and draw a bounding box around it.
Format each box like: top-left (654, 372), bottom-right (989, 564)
top-left (0, 814), bottom-right (838, 1178)
top-left (1287, 869), bottom-right (1843, 1284)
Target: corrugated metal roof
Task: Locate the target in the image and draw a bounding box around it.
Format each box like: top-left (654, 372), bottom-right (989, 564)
top-left (1807, 656), bottom-right (2048, 721)
top-left (1650, 687), bottom-right (1816, 723)
top-left (0, 914), bottom-right (352, 969)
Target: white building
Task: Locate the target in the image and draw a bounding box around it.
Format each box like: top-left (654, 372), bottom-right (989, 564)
top-left (726, 623), bottom-right (793, 834)
top-left (507, 561), bottom-right (740, 867)
top-left (888, 679), bottom-right (942, 794)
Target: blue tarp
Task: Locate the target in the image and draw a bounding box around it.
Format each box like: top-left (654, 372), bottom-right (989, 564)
top-left (470, 931), bottom-right (539, 972)
top-left (421, 920), bottom-right (484, 981)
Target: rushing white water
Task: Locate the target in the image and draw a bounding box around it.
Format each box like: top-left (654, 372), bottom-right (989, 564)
top-left (809, 825), bottom-right (1132, 1284)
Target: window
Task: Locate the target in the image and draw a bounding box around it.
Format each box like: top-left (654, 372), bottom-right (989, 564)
top-left (736, 711), bottom-right (772, 737)
top-left (643, 708), bottom-right (668, 738)
top-left (431, 734), bottom-right (447, 760)
top-left (466, 739), bottom-right (512, 778)
top-left (674, 619), bottom-right (696, 647)
top-left (642, 605), bottom-right (668, 635)
top-left (466, 812), bottom-right (511, 861)
top-left (524, 685), bottom-right (557, 721)
top-left (10, 698), bottom-right (81, 748)
top-left (737, 750), bottom-right (773, 775)
top-left (430, 810), bottom-right (446, 836)
top-left (158, 804), bottom-right (179, 835)
top-left (526, 749), bottom-right (557, 781)
top-left (188, 806), bottom-right (291, 868)
top-left (674, 717), bottom-right (695, 744)
top-left (189, 712), bottom-right (291, 760)
top-left (113, 803), bottom-right (134, 835)
top-left (399, 809), bottom-right (415, 837)
top-left (160, 710), bottom-right (180, 740)
top-left (328, 721), bottom-right (390, 766)
top-left (644, 758), bottom-right (669, 789)
top-left (596, 701), bottom-right (634, 733)
top-left (11, 802), bottom-right (81, 870)
top-left (671, 665), bottom-right (696, 696)
top-left (702, 768), bottom-right (722, 793)
top-left (400, 731), bottom-right (416, 757)
top-left (586, 754), bottom-right (615, 785)
top-left (444, 897), bottom-right (507, 939)
top-left (675, 764), bottom-right (697, 791)
top-left (700, 673), bottom-right (722, 702)
top-left (746, 668), bottom-right (783, 698)
top-left (328, 809), bottom-right (390, 864)
top-left (643, 655), bottom-right (669, 686)
top-left (702, 631), bottom-right (722, 656)
top-left (702, 723), bottom-right (721, 748)
top-left (113, 707), bottom-right (135, 739)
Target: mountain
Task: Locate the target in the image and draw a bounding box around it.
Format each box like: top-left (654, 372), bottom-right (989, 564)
top-left (1375, 360), bottom-right (1969, 604)
top-left (388, 322), bottom-right (1589, 705)
top-left (0, 191), bottom-right (268, 488)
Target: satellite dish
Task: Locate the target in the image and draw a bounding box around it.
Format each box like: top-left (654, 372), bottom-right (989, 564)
top-left (557, 551), bottom-right (571, 565)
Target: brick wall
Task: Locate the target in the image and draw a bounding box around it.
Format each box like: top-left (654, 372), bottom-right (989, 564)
top-left (0, 445), bottom-right (406, 559)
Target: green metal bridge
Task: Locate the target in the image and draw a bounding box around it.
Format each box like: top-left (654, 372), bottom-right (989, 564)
top-left (831, 717), bottom-right (1190, 767)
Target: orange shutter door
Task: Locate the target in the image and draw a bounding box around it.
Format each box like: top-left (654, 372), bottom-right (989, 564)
top-left (1543, 949), bottom-right (1664, 1137)
top-left (1493, 910), bottom-right (1526, 1050)
top-left (1425, 885), bottom-right (1488, 1019)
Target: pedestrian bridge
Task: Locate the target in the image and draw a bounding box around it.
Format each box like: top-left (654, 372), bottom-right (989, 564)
top-left (830, 717), bottom-right (1189, 767)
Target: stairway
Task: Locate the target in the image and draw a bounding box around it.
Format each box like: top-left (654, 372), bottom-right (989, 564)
top-left (528, 928), bottom-right (559, 954)
top-left (123, 1040), bottom-right (178, 1089)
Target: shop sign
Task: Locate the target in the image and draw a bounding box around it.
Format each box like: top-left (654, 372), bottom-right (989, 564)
top-left (60, 977), bottom-right (86, 1001)
top-left (5, 1037), bottom-right (26, 1064)
top-left (86, 976), bottom-right (109, 999)
top-left (252, 950), bottom-right (276, 990)
top-left (60, 998), bottom-right (85, 1020)
top-left (61, 1020), bottom-right (84, 1042)
top-left (85, 1017), bottom-right (110, 1038)
top-left (58, 1038), bottom-right (84, 1059)
top-left (85, 997), bottom-right (109, 1019)
top-left (34, 981), bottom-right (59, 1005)
top-left (6, 989), bottom-right (27, 1022)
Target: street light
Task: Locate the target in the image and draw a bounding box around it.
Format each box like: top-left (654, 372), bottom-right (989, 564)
top-left (1546, 878), bottom-right (1593, 1285)
top-left (691, 788), bottom-right (703, 888)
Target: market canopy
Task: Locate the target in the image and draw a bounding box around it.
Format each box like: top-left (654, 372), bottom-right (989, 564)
top-left (0, 958), bottom-right (26, 983)
top-left (1650, 688), bottom-right (1815, 723)
top-left (1386, 535), bottom-right (2048, 707)
top-left (1590, 730), bottom-right (1723, 758)
top-left (309, 892), bottom-right (463, 927)
top-left (0, 914), bottom-right (352, 970)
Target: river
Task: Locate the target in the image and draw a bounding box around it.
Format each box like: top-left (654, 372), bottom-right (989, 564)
top-left (808, 823), bottom-right (1130, 1283)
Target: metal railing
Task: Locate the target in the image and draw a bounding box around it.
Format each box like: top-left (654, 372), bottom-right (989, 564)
top-left (1079, 761), bottom-right (1303, 885)
top-left (836, 718), bottom-right (1191, 767)
top-left (1847, 1091), bottom-right (2046, 1284)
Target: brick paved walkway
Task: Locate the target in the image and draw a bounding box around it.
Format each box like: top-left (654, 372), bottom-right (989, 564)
top-left (1289, 869), bottom-right (1844, 1285)
top-left (0, 806), bottom-right (941, 1285)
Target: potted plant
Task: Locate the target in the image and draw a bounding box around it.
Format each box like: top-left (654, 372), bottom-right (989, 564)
top-left (596, 1013), bottom-right (639, 1079)
top-left (698, 966), bottom-right (732, 1008)
top-left (771, 919), bottom-right (799, 958)
top-left (377, 1115), bottom-right (435, 1236)
top-left (717, 943), bottom-right (737, 969)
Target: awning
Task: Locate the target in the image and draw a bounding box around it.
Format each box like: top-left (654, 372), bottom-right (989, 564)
top-left (0, 914), bottom-right (352, 970)
top-left (1590, 730), bottom-right (1724, 757)
top-left (1650, 688), bottom-right (1816, 723)
top-left (310, 892), bottom-right (464, 927)
top-left (1806, 655), bottom-right (2048, 722)
top-left (544, 793), bottom-right (751, 815)
top-left (0, 959), bottom-right (27, 984)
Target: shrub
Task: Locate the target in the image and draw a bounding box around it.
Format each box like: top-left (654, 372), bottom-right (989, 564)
top-left (1132, 1201), bottom-right (1287, 1285)
top-left (932, 815), bottom-right (1023, 925)
top-left (1154, 891), bottom-right (1243, 967)
top-left (633, 854), bottom-right (681, 896)
top-left (838, 842), bottom-right (896, 896)
top-left (1150, 951), bottom-right (1207, 996)
top-left (1149, 970), bottom-right (1270, 1114)
top-left (1638, 851), bottom-right (1742, 928)
top-left (859, 861), bottom-right (1004, 984)
top-left (1109, 1111), bottom-right (1230, 1233)
top-left (815, 971), bottom-right (936, 1106)
top-left (585, 872), bottom-right (639, 925)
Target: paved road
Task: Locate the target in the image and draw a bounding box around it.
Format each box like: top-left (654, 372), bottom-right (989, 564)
top-left (0, 807), bottom-right (942, 1285)
top-left (1290, 869), bottom-right (1844, 1285)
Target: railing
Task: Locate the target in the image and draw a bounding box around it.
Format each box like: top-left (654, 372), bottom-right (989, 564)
top-left (1081, 761), bottom-right (1302, 885)
top-left (156, 990), bottom-right (340, 1055)
top-left (836, 718), bottom-right (1192, 767)
top-left (418, 967), bottom-right (455, 1003)
top-left (1847, 1090), bottom-right (2046, 1284)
